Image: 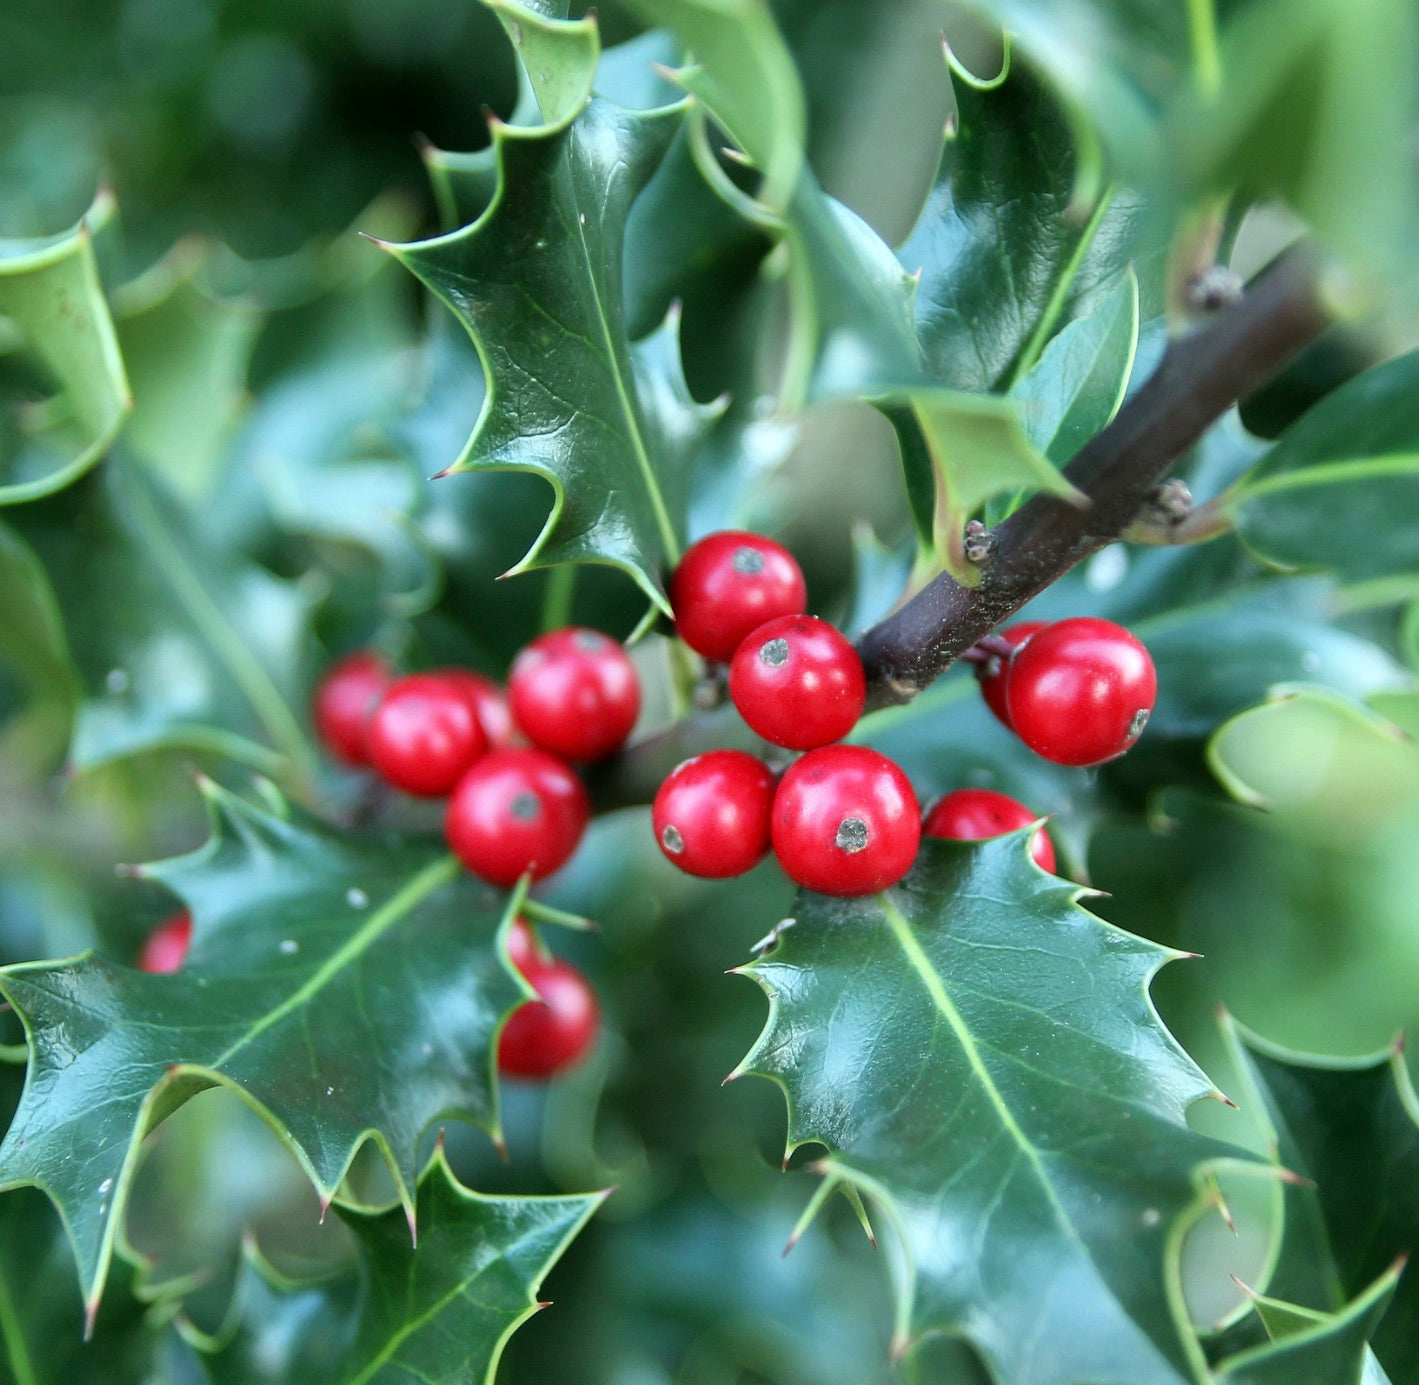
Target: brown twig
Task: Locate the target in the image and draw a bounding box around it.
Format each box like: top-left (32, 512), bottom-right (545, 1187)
top-left (856, 248), bottom-right (1334, 709)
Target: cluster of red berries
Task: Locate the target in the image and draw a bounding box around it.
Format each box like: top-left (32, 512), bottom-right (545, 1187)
top-left (313, 629), bottom-right (643, 895)
top-left (136, 629), bottom-right (640, 1080)
top-left (654, 531), bottom-right (1157, 897)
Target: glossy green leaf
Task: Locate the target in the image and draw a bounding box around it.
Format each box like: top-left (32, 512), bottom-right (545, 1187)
top-left (951, 0), bottom-right (1184, 182)
top-left (390, 93), bottom-right (713, 613)
top-left (1010, 265), bottom-right (1139, 463)
top-left (485, 0), bottom-right (599, 128)
top-left (0, 780), bottom-right (525, 1312)
top-left (0, 193), bottom-right (131, 504)
top-left (733, 835), bottom-right (1247, 1382)
top-left (1226, 1020), bottom-right (1419, 1380)
top-left (619, 0), bottom-right (805, 213)
top-left (960, 0), bottom-right (1419, 286)
top-left (193, 1150), bottom-right (603, 1385)
top-left (0, 457), bottom-right (317, 783)
top-left (0, 1183), bottom-right (190, 1385)
top-left (899, 47), bottom-right (1146, 395)
top-left (1214, 1266), bottom-right (1399, 1384)
top-left (1228, 352), bottom-right (1419, 584)
top-left (1168, 0), bottom-right (1419, 286)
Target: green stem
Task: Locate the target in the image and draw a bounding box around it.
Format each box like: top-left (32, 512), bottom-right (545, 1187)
top-left (540, 563), bottom-right (577, 632)
top-left (0, 1253), bottom-right (37, 1385)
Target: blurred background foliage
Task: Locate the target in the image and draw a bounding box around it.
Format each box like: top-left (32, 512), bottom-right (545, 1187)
top-left (0, 1), bottom-right (1417, 1382)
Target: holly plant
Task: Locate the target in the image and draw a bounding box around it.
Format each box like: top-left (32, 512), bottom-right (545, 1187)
top-left (3, 0), bottom-right (1419, 1382)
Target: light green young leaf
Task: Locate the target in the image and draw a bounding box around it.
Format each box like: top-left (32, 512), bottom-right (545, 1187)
top-left (485, 0), bottom-right (600, 128)
top-left (1214, 1267), bottom-right (1399, 1384)
top-left (1010, 265), bottom-right (1139, 463)
top-left (0, 192), bottom-right (131, 504)
top-left (619, 0), bottom-right (805, 213)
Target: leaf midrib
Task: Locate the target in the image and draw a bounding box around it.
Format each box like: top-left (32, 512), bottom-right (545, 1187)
top-left (571, 204), bottom-right (681, 569)
top-left (877, 893), bottom-right (1095, 1260)
top-left (209, 854), bottom-right (460, 1069)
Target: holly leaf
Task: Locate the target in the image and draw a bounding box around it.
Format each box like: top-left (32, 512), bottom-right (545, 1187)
top-left (900, 45), bottom-right (1147, 395)
top-left (0, 457), bottom-right (317, 783)
top-left (0, 780), bottom-right (526, 1315)
top-left (191, 1150), bottom-right (604, 1385)
top-left (0, 191), bottom-right (131, 504)
top-left (618, 0), bottom-right (805, 214)
top-left (1213, 1266), bottom-right (1400, 1385)
top-left (0, 1184), bottom-right (192, 1385)
top-left (732, 835), bottom-right (1247, 1382)
top-left (883, 391), bottom-right (1084, 583)
top-left (1226, 351), bottom-right (1419, 586)
top-left (1207, 687), bottom-right (1419, 820)
top-left (388, 83), bottom-right (712, 613)
top-left (485, 0), bottom-right (599, 129)
top-left (959, 0), bottom-right (1419, 286)
top-left (673, 27), bottom-right (1130, 581)
top-left (1224, 1019), bottom-right (1419, 1380)
top-left (1009, 265), bottom-right (1139, 463)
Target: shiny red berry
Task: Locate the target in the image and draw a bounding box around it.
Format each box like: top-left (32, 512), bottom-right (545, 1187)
top-left (670, 531), bottom-right (807, 662)
top-left (923, 788), bottom-right (1057, 872)
top-left (1005, 617), bottom-right (1157, 767)
top-left (771, 745), bottom-right (920, 896)
top-left (138, 911), bottom-right (192, 974)
top-left (652, 750), bottom-right (776, 878)
top-left (436, 669), bottom-right (516, 748)
top-left (509, 628), bottom-right (640, 762)
top-left (976, 621), bottom-right (1046, 730)
top-left (365, 674), bottom-right (487, 797)
top-left (313, 650), bottom-right (391, 766)
top-left (445, 748), bottom-right (590, 886)
top-left (498, 951), bottom-right (600, 1080)
top-left (728, 615), bottom-right (866, 750)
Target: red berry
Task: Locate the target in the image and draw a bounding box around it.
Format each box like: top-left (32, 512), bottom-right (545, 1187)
top-left (923, 788), bottom-right (1057, 872)
top-left (976, 621), bottom-right (1046, 730)
top-left (670, 531), bottom-right (807, 662)
top-left (436, 669), bottom-right (516, 748)
top-left (445, 748), bottom-right (590, 886)
top-left (728, 615), bottom-right (866, 750)
top-left (509, 628), bottom-right (640, 762)
top-left (313, 651), bottom-right (391, 766)
top-left (652, 750), bottom-right (776, 878)
top-left (771, 745), bottom-right (920, 896)
top-left (138, 911), bottom-right (192, 974)
top-left (1005, 617), bottom-right (1157, 767)
top-left (365, 674), bottom-right (488, 797)
top-left (498, 953), bottom-right (600, 1080)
